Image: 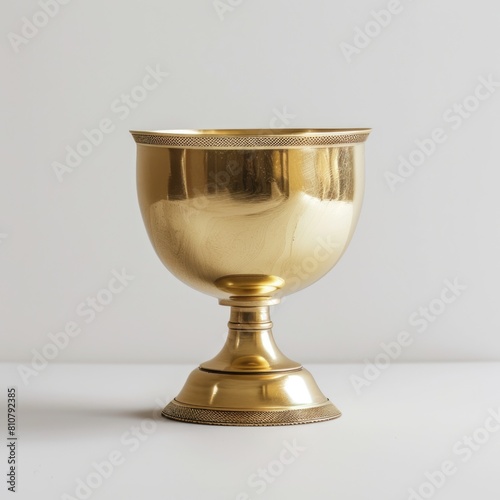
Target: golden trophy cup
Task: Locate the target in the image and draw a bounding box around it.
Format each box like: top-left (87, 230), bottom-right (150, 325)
top-left (131, 128), bottom-right (370, 426)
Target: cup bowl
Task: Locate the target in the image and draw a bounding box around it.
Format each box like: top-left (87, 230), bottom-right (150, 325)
top-left (132, 128), bottom-right (369, 301)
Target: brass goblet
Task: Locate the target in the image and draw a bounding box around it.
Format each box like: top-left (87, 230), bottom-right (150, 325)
top-left (131, 128), bottom-right (370, 426)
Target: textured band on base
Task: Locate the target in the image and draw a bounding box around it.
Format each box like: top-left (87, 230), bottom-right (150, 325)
top-left (162, 400), bottom-right (341, 426)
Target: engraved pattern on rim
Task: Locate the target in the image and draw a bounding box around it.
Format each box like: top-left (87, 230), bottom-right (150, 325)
top-left (131, 132), bottom-right (369, 149)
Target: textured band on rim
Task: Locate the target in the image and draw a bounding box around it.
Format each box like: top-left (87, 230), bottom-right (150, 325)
top-left (162, 400), bottom-right (341, 426)
top-left (131, 131), bottom-right (369, 149)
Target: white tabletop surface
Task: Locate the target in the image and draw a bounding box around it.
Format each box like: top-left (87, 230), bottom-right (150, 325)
top-left (1, 362), bottom-right (499, 500)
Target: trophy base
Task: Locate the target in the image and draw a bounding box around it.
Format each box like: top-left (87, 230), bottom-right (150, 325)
top-left (162, 297), bottom-right (342, 426)
top-left (162, 367), bottom-right (341, 426)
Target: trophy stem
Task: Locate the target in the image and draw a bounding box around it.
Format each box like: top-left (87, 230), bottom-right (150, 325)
top-left (199, 304), bottom-right (302, 373)
top-left (162, 300), bottom-right (341, 426)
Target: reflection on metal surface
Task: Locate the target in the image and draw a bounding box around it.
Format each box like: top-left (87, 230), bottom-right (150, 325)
top-left (132, 128), bottom-right (370, 425)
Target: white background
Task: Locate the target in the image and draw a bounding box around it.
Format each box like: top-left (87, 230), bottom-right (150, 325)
top-left (2, 3), bottom-right (500, 500)
top-left (2, 0), bottom-right (500, 365)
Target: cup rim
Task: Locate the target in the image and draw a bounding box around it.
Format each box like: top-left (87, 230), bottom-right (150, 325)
top-left (130, 128), bottom-right (371, 149)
